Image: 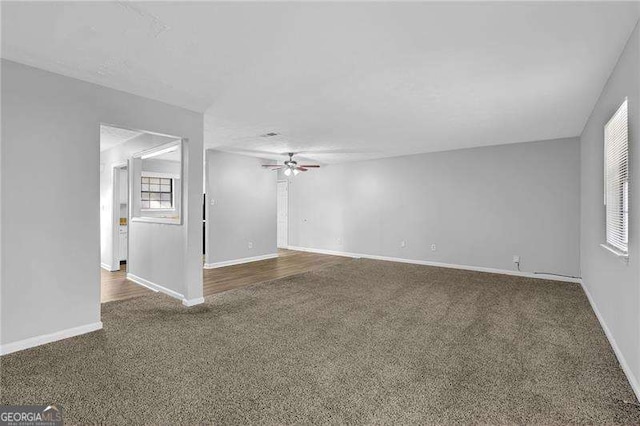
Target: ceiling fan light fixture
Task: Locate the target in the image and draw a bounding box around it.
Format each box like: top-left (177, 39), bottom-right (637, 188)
top-left (261, 152), bottom-right (319, 176)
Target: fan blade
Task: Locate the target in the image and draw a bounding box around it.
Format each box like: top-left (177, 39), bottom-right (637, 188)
top-left (297, 167), bottom-right (308, 172)
top-left (299, 165), bottom-right (320, 168)
top-left (295, 149), bottom-right (370, 155)
top-left (261, 164), bottom-right (282, 168)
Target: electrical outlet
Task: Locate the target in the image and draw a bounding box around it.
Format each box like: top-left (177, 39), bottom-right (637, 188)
top-left (337, 237), bottom-right (342, 245)
top-left (431, 244), bottom-right (437, 251)
top-left (513, 255), bottom-right (520, 264)
top-left (210, 199), bottom-right (215, 206)
top-left (248, 241), bottom-right (253, 249)
top-left (400, 240), bottom-right (406, 248)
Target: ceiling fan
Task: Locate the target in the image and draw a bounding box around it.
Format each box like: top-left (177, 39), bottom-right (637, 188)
top-left (261, 152), bottom-right (320, 176)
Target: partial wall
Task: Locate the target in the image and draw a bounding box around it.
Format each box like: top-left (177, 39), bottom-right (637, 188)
top-left (1, 60), bottom-right (204, 353)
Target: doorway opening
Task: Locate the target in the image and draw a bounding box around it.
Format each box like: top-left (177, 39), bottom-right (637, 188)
top-left (99, 161), bottom-right (135, 303)
top-left (277, 180), bottom-right (288, 248)
top-left (99, 124), bottom-right (184, 303)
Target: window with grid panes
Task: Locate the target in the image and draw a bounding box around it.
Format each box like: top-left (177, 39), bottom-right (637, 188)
top-left (141, 176), bottom-right (173, 209)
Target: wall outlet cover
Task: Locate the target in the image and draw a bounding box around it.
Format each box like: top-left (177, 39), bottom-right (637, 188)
top-left (401, 240), bottom-right (406, 248)
top-left (431, 244), bottom-right (437, 251)
top-left (248, 241), bottom-right (253, 249)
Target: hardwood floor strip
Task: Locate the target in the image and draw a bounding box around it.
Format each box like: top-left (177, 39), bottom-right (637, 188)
top-left (101, 249), bottom-right (349, 303)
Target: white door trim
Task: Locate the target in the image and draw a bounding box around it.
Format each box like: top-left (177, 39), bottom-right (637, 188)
top-left (277, 180), bottom-right (289, 248)
top-left (110, 162), bottom-right (128, 271)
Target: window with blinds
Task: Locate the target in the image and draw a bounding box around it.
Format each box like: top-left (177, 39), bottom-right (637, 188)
top-left (604, 98), bottom-right (629, 255)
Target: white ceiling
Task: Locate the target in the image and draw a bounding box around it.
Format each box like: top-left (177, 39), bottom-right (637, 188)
top-left (3, 2), bottom-right (639, 163)
top-left (100, 125), bottom-right (143, 152)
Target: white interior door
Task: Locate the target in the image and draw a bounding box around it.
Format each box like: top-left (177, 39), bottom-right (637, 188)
top-left (277, 181), bottom-right (288, 248)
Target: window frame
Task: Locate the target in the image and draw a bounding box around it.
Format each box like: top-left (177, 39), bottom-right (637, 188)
top-left (601, 98), bottom-right (630, 262)
top-left (130, 138), bottom-right (184, 226)
top-left (140, 175), bottom-right (175, 211)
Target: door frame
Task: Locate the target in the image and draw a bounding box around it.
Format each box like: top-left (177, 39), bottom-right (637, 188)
top-left (277, 179), bottom-right (289, 248)
top-left (110, 161), bottom-right (128, 271)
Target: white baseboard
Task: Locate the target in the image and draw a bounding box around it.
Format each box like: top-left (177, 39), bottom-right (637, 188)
top-left (101, 262), bottom-right (118, 272)
top-left (581, 280), bottom-right (640, 401)
top-left (126, 273), bottom-right (184, 300)
top-left (286, 246), bottom-right (580, 283)
top-left (127, 273), bottom-right (206, 308)
top-left (0, 321), bottom-right (103, 356)
top-left (182, 297), bottom-right (205, 307)
top-left (204, 253), bottom-right (279, 269)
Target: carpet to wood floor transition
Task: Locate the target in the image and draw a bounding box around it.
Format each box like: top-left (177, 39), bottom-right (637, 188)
top-left (1, 259), bottom-right (639, 424)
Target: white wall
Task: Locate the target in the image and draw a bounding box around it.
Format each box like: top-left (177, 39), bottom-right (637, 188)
top-left (205, 150), bottom-right (277, 265)
top-left (580, 23), bottom-right (640, 395)
top-left (286, 138), bottom-right (581, 277)
top-left (1, 60), bottom-right (204, 351)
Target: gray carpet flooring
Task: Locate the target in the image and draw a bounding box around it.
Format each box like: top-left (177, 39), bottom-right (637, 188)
top-left (2, 259), bottom-right (639, 424)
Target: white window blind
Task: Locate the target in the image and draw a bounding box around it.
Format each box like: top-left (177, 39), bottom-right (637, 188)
top-left (604, 98), bottom-right (629, 254)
